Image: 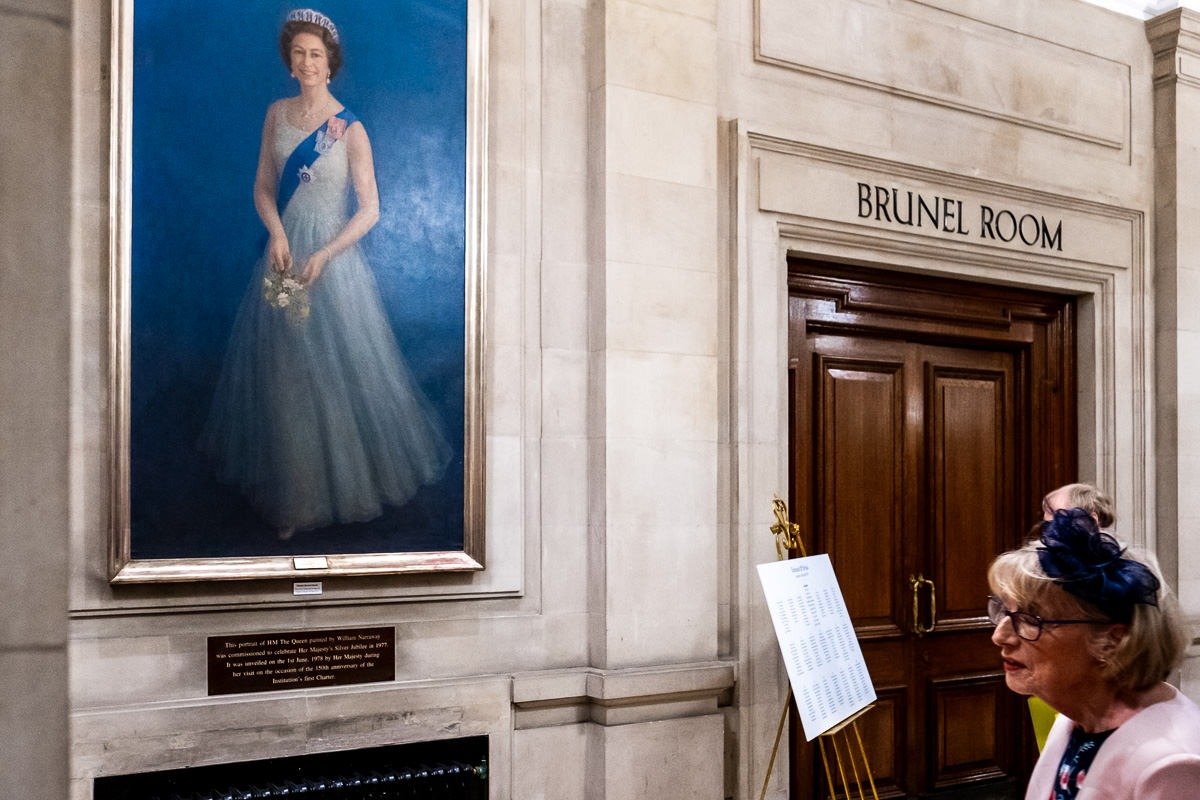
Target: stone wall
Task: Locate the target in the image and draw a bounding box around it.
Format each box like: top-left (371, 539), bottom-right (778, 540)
top-left (1, 2), bottom-right (71, 798)
top-left (1, 0), bottom-right (1189, 798)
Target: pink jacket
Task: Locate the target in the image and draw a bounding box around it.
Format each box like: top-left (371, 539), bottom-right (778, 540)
top-left (1025, 684), bottom-right (1200, 799)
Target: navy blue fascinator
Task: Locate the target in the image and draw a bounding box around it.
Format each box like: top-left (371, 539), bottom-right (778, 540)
top-left (1038, 508), bottom-right (1159, 623)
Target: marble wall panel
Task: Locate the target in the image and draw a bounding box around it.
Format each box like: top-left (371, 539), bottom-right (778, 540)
top-left (543, 88), bottom-right (589, 178)
top-left (513, 724), bottom-right (588, 800)
top-left (606, 173), bottom-right (719, 269)
top-left (626, 0), bottom-right (716, 21)
top-left (604, 0), bottom-right (718, 102)
top-left (600, 504), bottom-right (719, 665)
top-left (757, 0), bottom-right (1128, 148)
top-left (606, 85), bottom-right (716, 188)
top-left (543, 0), bottom-right (587, 98)
top-left (542, 349), bottom-right (590, 436)
top-left (540, 525), bottom-right (590, 615)
top-left (541, 260), bottom-right (589, 350)
top-left (491, 161), bottom-right (528, 258)
top-left (606, 262), bottom-right (719, 355)
top-left (489, 252), bottom-right (526, 348)
top-left (541, 436), bottom-right (589, 527)
top-left (603, 438), bottom-right (718, 527)
top-left (600, 482), bottom-right (720, 663)
top-left (605, 351), bottom-right (717, 441)
top-left (0, 651), bottom-right (69, 800)
top-left (594, 713), bottom-right (725, 799)
top-left (490, 67), bottom-right (527, 174)
top-left (542, 171), bottom-right (590, 263)
top-left (488, 344), bottom-right (527, 438)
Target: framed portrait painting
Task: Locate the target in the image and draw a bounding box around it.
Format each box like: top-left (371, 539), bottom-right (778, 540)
top-left (108, 0), bottom-right (486, 582)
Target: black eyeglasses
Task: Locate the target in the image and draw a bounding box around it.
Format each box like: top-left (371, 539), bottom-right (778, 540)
top-left (986, 596), bottom-right (1106, 642)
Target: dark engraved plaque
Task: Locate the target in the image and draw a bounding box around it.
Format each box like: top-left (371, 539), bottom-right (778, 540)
top-left (208, 626), bottom-right (395, 695)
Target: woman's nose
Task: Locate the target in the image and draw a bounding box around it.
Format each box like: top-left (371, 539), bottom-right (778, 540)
top-left (991, 615), bottom-right (1017, 646)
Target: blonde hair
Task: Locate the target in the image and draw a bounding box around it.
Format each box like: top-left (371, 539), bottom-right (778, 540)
top-left (988, 541), bottom-right (1188, 693)
top-left (1047, 483), bottom-right (1115, 528)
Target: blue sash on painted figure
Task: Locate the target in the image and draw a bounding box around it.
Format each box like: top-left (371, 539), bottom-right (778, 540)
top-left (276, 109), bottom-right (358, 216)
top-left (200, 105), bottom-right (451, 534)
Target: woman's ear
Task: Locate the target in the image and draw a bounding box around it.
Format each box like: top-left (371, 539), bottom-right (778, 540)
top-left (1095, 623), bottom-right (1128, 662)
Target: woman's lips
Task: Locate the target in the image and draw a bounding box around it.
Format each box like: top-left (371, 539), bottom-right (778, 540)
top-left (1002, 658), bottom-right (1025, 671)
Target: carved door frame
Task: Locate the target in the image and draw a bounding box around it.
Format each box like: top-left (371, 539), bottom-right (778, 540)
top-left (785, 259), bottom-right (1077, 798)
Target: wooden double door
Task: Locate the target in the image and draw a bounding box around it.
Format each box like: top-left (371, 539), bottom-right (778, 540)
top-left (787, 261), bottom-right (1076, 799)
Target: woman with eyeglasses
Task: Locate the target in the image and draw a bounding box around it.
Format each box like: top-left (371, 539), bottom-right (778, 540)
top-left (988, 508), bottom-right (1200, 799)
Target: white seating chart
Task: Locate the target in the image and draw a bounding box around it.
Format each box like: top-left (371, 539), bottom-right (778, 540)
top-left (757, 554), bottom-right (876, 741)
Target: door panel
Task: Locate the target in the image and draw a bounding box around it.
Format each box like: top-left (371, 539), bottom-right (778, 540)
top-left (815, 355), bottom-right (905, 632)
top-left (927, 360), bottom-right (1013, 627)
top-left (858, 690), bottom-right (904, 794)
top-left (929, 673), bottom-right (1009, 787)
top-left (787, 261), bottom-right (1075, 799)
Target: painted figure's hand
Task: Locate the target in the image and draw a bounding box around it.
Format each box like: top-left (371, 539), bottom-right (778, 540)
top-left (268, 234), bottom-right (292, 273)
top-left (300, 248), bottom-right (331, 286)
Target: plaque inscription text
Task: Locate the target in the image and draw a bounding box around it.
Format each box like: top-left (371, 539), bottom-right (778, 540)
top-left (208, 626), bottom-right (395, 695)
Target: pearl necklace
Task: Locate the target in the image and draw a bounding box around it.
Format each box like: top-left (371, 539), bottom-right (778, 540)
top-left (296, 97), bottom-right (332, 122)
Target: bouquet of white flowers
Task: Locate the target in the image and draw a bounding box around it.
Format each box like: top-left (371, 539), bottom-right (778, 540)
top-left (262, 271), bottom-right (311, 325)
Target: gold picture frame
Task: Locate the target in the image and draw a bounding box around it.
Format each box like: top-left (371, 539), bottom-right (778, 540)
top-left (107, 0), bottom-right (488, 583)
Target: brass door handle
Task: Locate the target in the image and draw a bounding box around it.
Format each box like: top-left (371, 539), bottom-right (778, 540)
top-left (909, 573), bottom-right (937, 636)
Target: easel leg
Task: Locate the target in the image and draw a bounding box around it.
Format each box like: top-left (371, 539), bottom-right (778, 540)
top-left (839, 729), bottom-right (865, 800)
top-left (829, 732), bottom-right (853, 799)
top-left (851, 721), bottom-right (880, 800)
top-left (757, 689), bottom-right (793, 800)
top-left (817, 737), bottom-right (839, 800)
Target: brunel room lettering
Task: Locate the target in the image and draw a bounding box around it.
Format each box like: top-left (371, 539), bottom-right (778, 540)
top-left (856, 181), bottom-right (1063, 251)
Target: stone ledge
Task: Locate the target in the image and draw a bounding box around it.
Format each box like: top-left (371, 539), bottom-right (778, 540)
top-left (511, 660), bottom-right (735, 728)
top-left (72, 675), bottom-right (514, 781)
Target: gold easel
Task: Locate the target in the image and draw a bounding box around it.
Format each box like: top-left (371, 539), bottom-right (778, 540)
top-left (759, 497), bottom-right (880, 800)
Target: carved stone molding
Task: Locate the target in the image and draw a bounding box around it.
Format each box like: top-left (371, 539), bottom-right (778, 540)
top-left (1147, 9), bottom-right (1200, 88)
top-left (511, 661), bottom-right (735, 728)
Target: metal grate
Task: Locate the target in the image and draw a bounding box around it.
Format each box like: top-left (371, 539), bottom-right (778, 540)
top-left (94, 737), bottom-right (488, 800)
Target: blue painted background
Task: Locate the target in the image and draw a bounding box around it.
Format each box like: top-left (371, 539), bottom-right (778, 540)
top-left (130, 1), bottom-right (467, 558)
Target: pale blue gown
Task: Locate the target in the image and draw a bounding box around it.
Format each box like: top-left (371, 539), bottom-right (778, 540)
top-left (200, 107), bottom-right (451, 531)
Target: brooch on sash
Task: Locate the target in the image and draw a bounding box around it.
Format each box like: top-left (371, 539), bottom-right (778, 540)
top-left (302, 117), bottom-right (349, 181)
top-left (315, 116), bottom-right (349, 156)
top-left (281, 115), bottom-right (351, 205)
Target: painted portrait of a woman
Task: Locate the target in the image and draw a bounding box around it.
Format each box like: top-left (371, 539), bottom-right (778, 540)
top-left (199, 9), bottom-right (451, 541)
top-left (126, 2), bottom-right (469, 563)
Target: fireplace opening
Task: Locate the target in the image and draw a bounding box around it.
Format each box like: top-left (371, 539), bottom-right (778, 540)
top-left (93, 735), bottom-right (487, 799)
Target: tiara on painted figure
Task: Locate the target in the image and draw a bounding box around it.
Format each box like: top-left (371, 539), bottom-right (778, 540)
top-left (287, 8), bottom-right (340, 42)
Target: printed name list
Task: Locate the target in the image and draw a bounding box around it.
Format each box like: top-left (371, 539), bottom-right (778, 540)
top-left (757, 554), bottom-right (876, 740)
